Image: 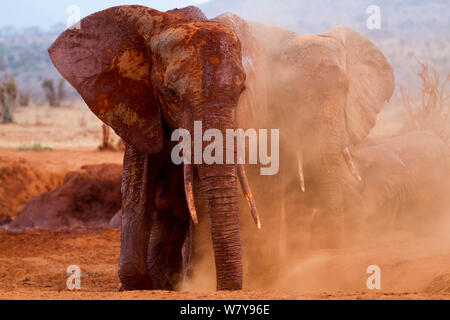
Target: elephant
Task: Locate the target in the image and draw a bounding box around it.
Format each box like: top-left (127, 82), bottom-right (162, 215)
top-left (215, 14), bottom-right (394, 250)
top-left (49, 5), bottom-right (394, 290)
top-left (49, 5), bottom-right (257, 291)
top-left (341, 131), bottom-right (450, 238)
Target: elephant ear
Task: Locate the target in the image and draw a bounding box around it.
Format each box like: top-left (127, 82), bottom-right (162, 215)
top-left (323, 25), bottom-right (395, 145)
top-left (48, 5), bottom-right (165, 154)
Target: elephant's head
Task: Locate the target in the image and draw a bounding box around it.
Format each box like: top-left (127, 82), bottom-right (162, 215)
top-left (49, 5), bottom-right (258, 290)
top-left (49, 5), bottom-right (245, 152)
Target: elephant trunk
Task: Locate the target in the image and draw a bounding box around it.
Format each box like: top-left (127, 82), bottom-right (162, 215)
top-left (192, 109), bottom-right (243, 290)
top-left (310, 138), bottom-right (345, 249)
top-left (198, 162), bottom-right (242, 290)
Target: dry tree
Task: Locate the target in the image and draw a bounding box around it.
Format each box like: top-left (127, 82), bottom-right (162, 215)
top-left (0, 76), bottom-right (18, 123)
top-left (98, 124), bottom-right (117, 151)
top-left (98, 124), bottom-right (126, 152)
top-left (400, 59), bottom-right (450, 145)
top-left (0, 86), bottom-right (6, 123)
top-left (57, 79), bottom-right (66, 102)
top-left (42, 79), bottom-right (60, 107)
top-left (18, 91), bottom-right (30, 107)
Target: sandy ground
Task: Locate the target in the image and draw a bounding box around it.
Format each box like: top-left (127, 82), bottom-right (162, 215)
top-left (0, 228), bottom-right (448, 300)
top-left (0, 103), bottom-right (123, 150)
top-left (0, 105), bottom-right (449, 300)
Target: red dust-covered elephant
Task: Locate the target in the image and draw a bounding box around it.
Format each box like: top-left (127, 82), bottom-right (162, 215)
top-left (49, 5), bottom-right (394, 290)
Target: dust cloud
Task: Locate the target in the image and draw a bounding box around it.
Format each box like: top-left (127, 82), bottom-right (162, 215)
top-left (184, 179), bottom-right (450, 294)
top-left (181, 16), bottom-right (450, 293)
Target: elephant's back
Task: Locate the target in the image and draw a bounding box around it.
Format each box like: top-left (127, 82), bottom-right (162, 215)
top-left (386, 131), bottom-right (450, 164)
top-left (388, 131), bottom-right (450, 202)
top-left (358, 131), bottom-right (450, 203)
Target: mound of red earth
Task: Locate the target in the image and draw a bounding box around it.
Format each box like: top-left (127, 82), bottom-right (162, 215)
top-left (8, 164), bottom-right (122, 230)
top-left (0, 157), bottom-right (64, 222)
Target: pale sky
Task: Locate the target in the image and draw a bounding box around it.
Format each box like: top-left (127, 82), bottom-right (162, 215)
top-left (0, 0), bottom-right (212, 29)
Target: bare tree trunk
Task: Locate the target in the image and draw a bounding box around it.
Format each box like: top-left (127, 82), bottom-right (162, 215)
top-left (57, 79), bottom-right (66, 103)
top-left (99, 124), bottom-right (117, 151)
top-left (0, 82), bottom-right (15, 123)
top-left (19, 91), bottom-right (30, 107)
top-left (42, 79), bottom-right (60, 107)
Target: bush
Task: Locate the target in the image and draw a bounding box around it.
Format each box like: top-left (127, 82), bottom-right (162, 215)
top-left (401, 59), bottom-right (450, 144)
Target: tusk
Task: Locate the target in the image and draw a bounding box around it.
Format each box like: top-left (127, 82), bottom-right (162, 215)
top-left (343, 147), bottom-right (362, 181)
top-left (297, 152), bottom-right (306, 192)
top-left (183, 163), bottom-right (198, 224)
top-left (237, 164), bottom-right (261, 230)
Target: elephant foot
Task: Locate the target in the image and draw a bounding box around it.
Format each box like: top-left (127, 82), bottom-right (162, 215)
top-left (118, 265), bottom-right (154, 291)
top-left (309, 212), bottom-right (343, 249)
top-left (118, 278), bottom-right (153, 291)
top-left (119, 282), bottom-right (153, 291)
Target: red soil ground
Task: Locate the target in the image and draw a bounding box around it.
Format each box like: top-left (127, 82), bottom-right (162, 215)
top-left (0, 108), bottom-right (449, 300)
top-left (0, 227), bottom-right (448, 300)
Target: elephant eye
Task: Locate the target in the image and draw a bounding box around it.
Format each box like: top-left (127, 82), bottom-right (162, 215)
top-left (168, 88), bottom-right (177, 98)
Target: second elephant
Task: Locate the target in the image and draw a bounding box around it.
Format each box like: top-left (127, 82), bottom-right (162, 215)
top-left (342, 131), bottom-right (450, 238)
top-left (219, 14), bottom-right (395, 249)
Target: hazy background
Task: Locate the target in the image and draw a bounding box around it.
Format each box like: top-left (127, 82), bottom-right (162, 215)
top-left (0, 0), bottom-right (448, 100)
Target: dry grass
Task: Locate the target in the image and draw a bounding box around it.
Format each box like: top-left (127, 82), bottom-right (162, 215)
top-left (401, 59), bottom-right (450, 144)
top-left (0, 102), bottom-right (124, 150)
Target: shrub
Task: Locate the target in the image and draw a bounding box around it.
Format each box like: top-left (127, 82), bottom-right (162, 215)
top-left (401, 59), bottom-right (450, 144)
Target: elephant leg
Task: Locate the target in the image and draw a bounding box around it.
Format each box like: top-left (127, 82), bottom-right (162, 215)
top-left (119, 145), bottom-right (160, 290)
top-left (147, 164), bottom-right (190, 290)
top-left (147, 208), bottom-right (190, 290)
